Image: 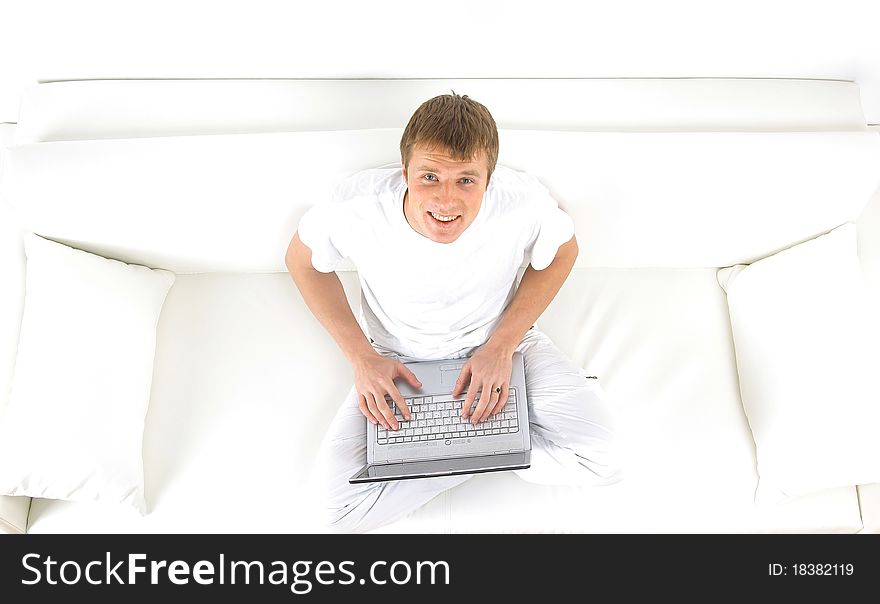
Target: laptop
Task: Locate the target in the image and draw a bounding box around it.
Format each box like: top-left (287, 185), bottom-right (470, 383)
top-left (350, 351), bottom-right (531, 483)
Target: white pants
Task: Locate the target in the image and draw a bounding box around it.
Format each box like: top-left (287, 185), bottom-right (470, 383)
top-left (308, 326), bottom-right (621, 533)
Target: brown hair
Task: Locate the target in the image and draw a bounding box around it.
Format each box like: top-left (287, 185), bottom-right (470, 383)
top-left (400, 91), bottom-right (499, 182)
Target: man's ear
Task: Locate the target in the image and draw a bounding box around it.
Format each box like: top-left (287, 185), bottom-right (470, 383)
top-left (401, 161), bottom-right (408, 182)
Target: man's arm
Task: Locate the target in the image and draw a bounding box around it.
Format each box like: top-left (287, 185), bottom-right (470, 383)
top-left (285, 231), bottom-right (376, 364)
top-left (453, 234), bottom-right (579, 424)
top-left (485, 234), bottom-right (579, 355)
top-left (285, 232), bottom-right (420, 430)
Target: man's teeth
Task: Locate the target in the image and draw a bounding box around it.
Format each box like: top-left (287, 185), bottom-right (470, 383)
top-left (430, 212), bottom-right (459, 222)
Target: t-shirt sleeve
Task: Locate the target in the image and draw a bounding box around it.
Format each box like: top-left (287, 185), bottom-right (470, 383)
top-left (524, 178), bottom-right (576, 270)
top-left (297, 168), bottom-right (391, 272)
top-left (296, 202), bottom-right (347, 273)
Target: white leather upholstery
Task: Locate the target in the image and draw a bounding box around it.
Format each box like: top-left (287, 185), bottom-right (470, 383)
top-left (857, 484), bottom-right (880, 533)
top-left (22, 268), bottom-right (864, 533)
top-left (0, 123), bottom-right (30, 534)
top-left (0, 489), bottom-right (28, 534)
top-left (0, 124), bottom-right (25, 417)
top-left (855, 176), bottom-right (880, 534)
top-left (3, 130), bottom-right (879, 273)
top-left (14, 78), bottom-right (868, 145)
top-left (1, 78), bottom-right (878, 533)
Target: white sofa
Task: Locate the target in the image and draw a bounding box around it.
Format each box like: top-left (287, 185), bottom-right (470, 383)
top-left (1, 78), bottom-right (880, 534)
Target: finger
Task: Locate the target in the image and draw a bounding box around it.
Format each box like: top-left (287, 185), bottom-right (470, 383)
top-left (399, 363), bottom-right (423, 390)
top-left (487, 384), bottom-right (501, 417)
top-left (481, 383), bottom-right (502, 423)
top-left (375, 391), bottom-right (399, 431)
top-left (452, 364), bottom-right (471, 398)
top-left (483, 384), bottom-right (502, 422)
top-left (365, 392), bottom-right (389, 430)
top-left (358, 394), bottom-right (377, 425)
top-left (471, 381), bottom-right (492, 425)
top-left (461, 378), bottom-right (477, 419)
top-left (473, 384), bottom-right (492, 424)
top-left (372, 392), bottom-right (394, 430)
top-left (385, 381), bottom-right (410, 423)
top-left (490, 383), bottom-right (509, 417)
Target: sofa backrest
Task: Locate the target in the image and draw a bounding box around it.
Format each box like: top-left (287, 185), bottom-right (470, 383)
top-left (2, 79), bottom-right (879, 273)
top-left (13, 78), bottom-right (869, 143)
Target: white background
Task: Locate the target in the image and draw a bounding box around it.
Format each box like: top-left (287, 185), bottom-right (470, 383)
top-left (0, 0), bottom-right (878, 124)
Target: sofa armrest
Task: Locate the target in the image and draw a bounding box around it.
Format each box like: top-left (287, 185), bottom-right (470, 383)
top-left (857, 484), bottom-right (880, 533)
top-left (0, 495), bottom-right (30, 534)
top-left (0, 123), bottom-right (30, 535)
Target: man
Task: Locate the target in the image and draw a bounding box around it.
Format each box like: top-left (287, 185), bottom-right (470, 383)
top-left (286, 92), bottom-right (620, 532)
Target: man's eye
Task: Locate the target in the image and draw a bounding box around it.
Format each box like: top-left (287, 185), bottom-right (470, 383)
top-left (424, 174), bottom-right (438, 181)
top-left (461, 178), bottom-right (473, 184)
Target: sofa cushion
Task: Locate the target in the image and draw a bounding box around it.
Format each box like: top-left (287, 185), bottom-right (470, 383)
top-left (717, 222), bottom-right (880, 502)
top-left (0, 234), bottom-right (175, 514)
top-left (3, 130), bottom-right (879, 273)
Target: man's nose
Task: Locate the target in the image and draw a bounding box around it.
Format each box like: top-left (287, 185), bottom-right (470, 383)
top-left (436, 180), bottom-right (456, 205)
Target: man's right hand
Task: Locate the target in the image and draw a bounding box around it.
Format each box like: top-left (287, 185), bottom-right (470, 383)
top-left (352, 352), bottom-right (422, 431)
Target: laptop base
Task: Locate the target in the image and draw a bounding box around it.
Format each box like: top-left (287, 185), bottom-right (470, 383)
top-left (349, 451), bottom-right (530, 484)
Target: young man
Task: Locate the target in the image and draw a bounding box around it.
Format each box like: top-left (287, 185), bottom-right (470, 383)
top-left (286, 93), bottom-right (620, 532)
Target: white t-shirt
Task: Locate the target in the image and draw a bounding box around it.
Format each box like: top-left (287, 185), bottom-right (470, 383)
top-left (297, 164), bottom-right (575, 360)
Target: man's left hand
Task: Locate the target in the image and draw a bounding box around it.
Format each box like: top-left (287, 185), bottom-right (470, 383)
top-left (452, 341), bottom-right (514, 425)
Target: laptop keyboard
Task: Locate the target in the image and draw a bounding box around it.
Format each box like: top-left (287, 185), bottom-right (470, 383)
top-left (376, 390), bottom-right (520, 445)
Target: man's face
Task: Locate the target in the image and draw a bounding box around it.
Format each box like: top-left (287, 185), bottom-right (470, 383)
top-left (402, 143), bottom-right (489, 244)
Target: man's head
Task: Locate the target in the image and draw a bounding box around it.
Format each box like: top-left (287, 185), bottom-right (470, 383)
top-left (399, 92), bottom-right (499, 244)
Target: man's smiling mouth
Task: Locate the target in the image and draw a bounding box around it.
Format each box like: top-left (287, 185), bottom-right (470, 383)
top-left (428, 211), bottom-right (460, 222)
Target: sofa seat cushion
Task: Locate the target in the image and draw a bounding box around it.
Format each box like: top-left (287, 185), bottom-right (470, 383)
top-left (24, 268), bottom-right (862, 533)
